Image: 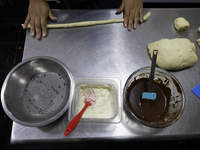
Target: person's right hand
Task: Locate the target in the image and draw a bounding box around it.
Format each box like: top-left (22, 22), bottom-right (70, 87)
top-left (23, 0), bottom-right (57, 40)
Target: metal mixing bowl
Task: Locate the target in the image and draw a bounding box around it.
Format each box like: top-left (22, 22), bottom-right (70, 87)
top-left (123, 67), bottom-right (185, 128)
top-left (1, 56), bottom-right (74, 127)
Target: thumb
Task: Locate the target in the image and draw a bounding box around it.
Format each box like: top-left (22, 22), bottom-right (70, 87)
top-left (49, 11), bottom-right (57, 21)
top-left (116, 0), bottom-right (125, 14)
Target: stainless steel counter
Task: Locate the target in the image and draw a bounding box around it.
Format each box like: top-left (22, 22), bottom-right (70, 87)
top-left (11, 9), bottom-right (200, 144)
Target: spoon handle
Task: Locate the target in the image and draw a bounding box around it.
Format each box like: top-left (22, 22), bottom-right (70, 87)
top-left (64, 102), bottom-right (89, 136)
top-left (148, 50), bottom-right (158, 92)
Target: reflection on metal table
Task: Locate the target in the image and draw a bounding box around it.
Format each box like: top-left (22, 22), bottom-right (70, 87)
top-left (11, 9), bottom-right (200, 144)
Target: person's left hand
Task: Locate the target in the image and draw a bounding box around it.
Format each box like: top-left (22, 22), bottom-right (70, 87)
top-left (23, 0), bottom-right (57, 40)
top-left (117, 0), bottom-right (143, 31)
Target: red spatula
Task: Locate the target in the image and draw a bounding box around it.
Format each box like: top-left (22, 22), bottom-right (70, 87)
top-left (64, 90), bottom-right (96, 136)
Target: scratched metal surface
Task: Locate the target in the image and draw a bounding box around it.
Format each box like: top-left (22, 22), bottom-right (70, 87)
top-left (11, 9), bottom-right (200, 144)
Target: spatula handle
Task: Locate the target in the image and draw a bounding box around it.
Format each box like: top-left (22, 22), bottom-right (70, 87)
top-left (148, 50), bottom-right (158, 92)
top-left (64, 103), bottom-right (89, 136)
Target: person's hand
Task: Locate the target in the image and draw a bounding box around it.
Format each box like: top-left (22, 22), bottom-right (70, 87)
top-left (117, 0), bottom-right (143, 31)
top-left (23, 0), bottom-right (57, 40)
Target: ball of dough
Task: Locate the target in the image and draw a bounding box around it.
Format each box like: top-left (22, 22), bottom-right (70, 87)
top-left (197, 38), bottom-right (200, 46)
top-left (174, 17), bottom-right (190, 30)
top-left (147, 38), bottom-right (198, 70)
top-left (198, 27), bottom-right (200, 33)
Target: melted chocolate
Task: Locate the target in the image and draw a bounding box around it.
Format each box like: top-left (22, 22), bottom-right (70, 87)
top-left (126, 77), bottom-right (171, 122)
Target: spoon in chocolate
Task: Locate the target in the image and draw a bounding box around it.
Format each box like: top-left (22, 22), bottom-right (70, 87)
top-left (142, 50), bottom-right (158, 105)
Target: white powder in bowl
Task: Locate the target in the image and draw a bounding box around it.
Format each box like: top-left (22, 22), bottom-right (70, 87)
top-left (22, 72), bottom-right (67, 115)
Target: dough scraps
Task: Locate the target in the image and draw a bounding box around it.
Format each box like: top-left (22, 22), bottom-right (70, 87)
top-left (147, 38), bottom-right (198, 70)
top-left (174, 17), bottom-right (190, 30)
top-left (22, 12), bottom-right (151, 29)
top-left (197, 38), bottom-right (200, 46)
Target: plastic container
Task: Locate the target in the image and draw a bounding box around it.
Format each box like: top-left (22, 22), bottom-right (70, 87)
top-left (68, 77), bottom-right (122, 123)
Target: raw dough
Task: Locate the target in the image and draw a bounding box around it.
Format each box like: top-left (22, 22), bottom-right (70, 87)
top-left (147, 38), bottom-right (198, 70)
top-left (143, 12), bottom-right (151, 21)
top-left (23, 12), bottom-right (151, 29)
top-left (197, 38), bottom-right (200, 46)
top-left (174, 17), bottom-right (190, 30)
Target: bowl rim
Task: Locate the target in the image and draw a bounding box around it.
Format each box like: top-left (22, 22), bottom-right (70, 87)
top-left (1, 56), bottom-right (75, 127)
top-left (123, 66), bottom-right (186, 128)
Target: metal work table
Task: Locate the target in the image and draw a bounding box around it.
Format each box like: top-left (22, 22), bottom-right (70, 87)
top-left (11, 9), bottom-right (200, 144)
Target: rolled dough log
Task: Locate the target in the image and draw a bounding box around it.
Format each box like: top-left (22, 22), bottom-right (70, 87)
top-left (147, 38), bottom-right (198, 70)
top-left (22, 12), bottom-right (151, 29)
top-left (174, 17), bottom-right (190, 30)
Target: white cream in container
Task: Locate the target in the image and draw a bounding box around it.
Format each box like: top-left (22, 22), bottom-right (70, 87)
top-left (77, 85), bottom-right (115, 118)
top-left (68, 77), bottom-right (122, 123)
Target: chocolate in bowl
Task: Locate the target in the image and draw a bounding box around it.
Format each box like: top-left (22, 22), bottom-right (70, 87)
top-left (123, 67), bottom-right (185, 128)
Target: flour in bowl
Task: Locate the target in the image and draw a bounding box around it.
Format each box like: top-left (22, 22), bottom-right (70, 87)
top-left (22, 72), bottom-right (67, 114)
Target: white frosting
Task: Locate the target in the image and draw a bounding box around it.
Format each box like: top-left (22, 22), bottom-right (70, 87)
top-left (76, 86), bottom-right (115, 118)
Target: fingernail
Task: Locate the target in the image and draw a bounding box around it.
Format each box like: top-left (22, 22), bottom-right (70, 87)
top-left (128, 26), bottom-right (131, 31)
top-left (36, 35), bottom-right (40, 39)
top-left (124, 24), bottom-right (127, 28)
top-left (53, 17), bottom-right (58, 21)
top-left (43, 33), bottom-right (46, 37)
top-left (23, 25), bottom-right (26, 29)
top-left (31, 32), bottom-right (34, 36)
